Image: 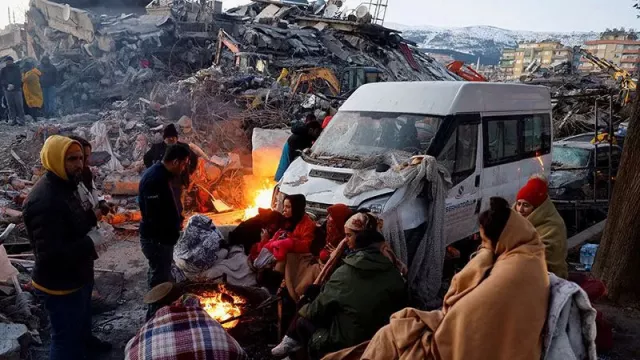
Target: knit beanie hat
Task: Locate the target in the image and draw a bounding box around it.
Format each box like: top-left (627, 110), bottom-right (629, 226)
top-left (163, 124), bottom-right (179, 139)
top-left (516, 177), bottom-right (548, 207)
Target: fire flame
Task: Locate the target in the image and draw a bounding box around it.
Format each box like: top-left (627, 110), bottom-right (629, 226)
top-left (536, 155), bottom-right (545, 172)
top-left (199, 284), bottom-right (247, 329)
top-left (243, 181), bottom-right (276, 220)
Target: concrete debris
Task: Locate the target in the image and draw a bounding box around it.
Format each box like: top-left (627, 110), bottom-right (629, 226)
top-left (0, 323), bottom-right (30, 360)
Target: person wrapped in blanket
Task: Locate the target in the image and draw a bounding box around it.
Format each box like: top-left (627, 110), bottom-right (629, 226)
top-left (271, 227), bottom-right (407, 359)
top-left (250, 194), bottom-right (315, 266)
top-left (125, 286), bottom-right (248, 360)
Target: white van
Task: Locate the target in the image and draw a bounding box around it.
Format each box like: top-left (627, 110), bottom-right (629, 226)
top-left (274, 81), bottom-right (552, 245)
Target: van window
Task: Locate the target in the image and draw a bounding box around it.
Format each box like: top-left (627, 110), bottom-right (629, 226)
top-left (523, 114), bottom-right (551, 155)
top-left (311, 111), bottom-right (443, 161)
top-left (437, 124), bottom-right (478, 185)
top-left (486, 118), bottom-right (519, 165)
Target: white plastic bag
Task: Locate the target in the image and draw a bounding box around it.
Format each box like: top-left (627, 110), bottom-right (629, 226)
top-left (90, 122), bottom-right (123, 171)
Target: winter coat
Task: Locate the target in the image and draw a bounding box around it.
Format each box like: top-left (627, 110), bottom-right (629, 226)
top-left (298, 247), bottom-right (406, 355)
top-left (274, 142), bottom-right (290, 182)
top-left (23, 68), bottom-right (43, 108)
top-left (255, 214), bottom-right (316, 261)
top-left (38, 63), bottom-right (57, 88)
top-left (23, 171), bottom-right (98, 292)
top-left (521, 197), bottom-right (569, 279)
top-left (287, 123), bottom-right (314, 163)
top-left (0, 63), bottom-right (22, 91)
top-left (139, 163), bottom-right (183, 245)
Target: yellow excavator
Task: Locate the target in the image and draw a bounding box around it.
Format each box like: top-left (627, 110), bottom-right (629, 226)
top-left (281, 66), bottom-right (383, 97)
top-left (579, 48), bottom-right (637, 104)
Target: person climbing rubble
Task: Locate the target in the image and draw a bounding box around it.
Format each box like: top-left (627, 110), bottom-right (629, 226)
top-left (139, 143), bottom-right (191, 320)
top-left (39, 56), bottom-right (58, 118)
top-left (23, 135), bottom-right (111, 360)
top-left (22, 62), bottom-right (44, 119)
top-left (143, 123), bottom-right (198, 215)
top-left (514, 175), bottom-right (569, 279)
top-left (0, 56), bottom-right (25, 125)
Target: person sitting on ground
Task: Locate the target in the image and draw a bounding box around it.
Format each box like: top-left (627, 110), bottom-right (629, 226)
top-left (272, 229), bottom-right (407, 359)
top-left (275, 120), bottom-right (322, 181)
top-left (515, 175), bottom-right (569, 279)
top-left (251, 194), bottom-right (316, 264)
top-left (323, 197), bottom-right (550, 360)
top-left (284, 204), bottom-right (354, 302)
top-left (125, 284), bottom-right (248, 360)
top-left (22, 62), bottom-right (43, 118)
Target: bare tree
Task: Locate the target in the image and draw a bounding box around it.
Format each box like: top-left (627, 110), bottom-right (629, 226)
top-left (593, 97), bottom-right (640, 304)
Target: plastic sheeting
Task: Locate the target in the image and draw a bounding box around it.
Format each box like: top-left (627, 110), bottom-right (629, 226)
top-left (90, 121), bottom-right (123, 172)
top-left (174, 215), bottom-right (224, 274)
top-left (0, 245), bottom-right (18, 282)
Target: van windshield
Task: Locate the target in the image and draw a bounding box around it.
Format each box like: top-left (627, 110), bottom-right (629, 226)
top-left (311, 111), bottom-right (443, 161)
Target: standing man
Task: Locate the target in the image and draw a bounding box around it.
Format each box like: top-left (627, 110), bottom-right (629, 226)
top-left (275, 120), bottom-right (322, 181)
top-left (39, 56), bottom-right (57, 118)
top-left (144, 123), bottom-right (198, 216)
top-left (22, 62), bottom-right (43, 119)
top-left (23, 135), bottom-right (110, 360)
top-left (139, 144), bottom-right (191, 319)
top-left (0, 56), bottom-right (25, 125)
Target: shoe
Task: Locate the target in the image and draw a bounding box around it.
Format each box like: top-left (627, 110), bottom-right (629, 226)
top-left (86, 335), bottom-right (112, 353)
top-left (271, 336), bottom-right (301, 357)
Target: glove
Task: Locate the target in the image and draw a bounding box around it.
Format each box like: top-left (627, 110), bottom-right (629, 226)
top-left (87, 229), bottom-right (105, 247)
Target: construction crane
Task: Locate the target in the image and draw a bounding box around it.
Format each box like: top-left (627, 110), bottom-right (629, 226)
top-left (446, 61), bottom-right (487, 82)
top-left (578, 48), bottom-right (637, 104)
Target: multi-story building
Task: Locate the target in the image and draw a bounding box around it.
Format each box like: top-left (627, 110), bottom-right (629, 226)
top-left (499, 40), bottom-right (574, 79)
top-left (579, 31), bottom-right (640, 73)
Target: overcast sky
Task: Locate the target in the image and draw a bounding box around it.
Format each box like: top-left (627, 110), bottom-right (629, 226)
top-left (2, 0), bottom-right (639, 32)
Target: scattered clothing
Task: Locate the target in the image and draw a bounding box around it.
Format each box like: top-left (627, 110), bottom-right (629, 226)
top-left (23, 67), bottom-right (43, 109)
top-left (173, 214), bottom-right (224, 273)
top-left (125, 295), bottom-right (249, 360)
top-left (324, 210), bottom-right (549, 360)
top-left (519, 197), bottom-right (569, 279)
top-left (298, 247), bottom-right (406, 356)
top-left (199, 246), bottom-right (257, 287)
top-left (543, 273), bottom-right (597, 360)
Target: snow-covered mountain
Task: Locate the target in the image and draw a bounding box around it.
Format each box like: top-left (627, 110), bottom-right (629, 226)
top-left (389, 24), bottom-right (600, 65)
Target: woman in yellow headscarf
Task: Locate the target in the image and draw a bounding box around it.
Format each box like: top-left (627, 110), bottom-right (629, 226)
top-left (22, 63), bottom-right (43, 117)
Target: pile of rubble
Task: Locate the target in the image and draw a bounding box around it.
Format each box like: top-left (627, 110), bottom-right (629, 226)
top-left (521, 66), bottom-right (627, 138)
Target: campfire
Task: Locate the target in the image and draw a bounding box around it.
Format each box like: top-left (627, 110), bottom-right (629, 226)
top-left (198, 284), bottom-right (247, 329)
top-left (243, 180), bottom-right (276, 220)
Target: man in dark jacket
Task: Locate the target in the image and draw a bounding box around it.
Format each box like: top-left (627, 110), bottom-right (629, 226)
top-left (23, 135), bottom-right (110, 360)
top-left (143, 123), bottom-right (198, 215)
top-left (0, 56), bottom-right (25, 125)
top-left (39, 56), bottom-right (57, 117)
top-left (139, 143), bottom-right (191, 319)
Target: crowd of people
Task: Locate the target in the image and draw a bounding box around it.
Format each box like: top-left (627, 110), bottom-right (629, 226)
top-left (20, 117), bottom-right (599, 359)
top-left (0, 55), bottom-right (58, 125)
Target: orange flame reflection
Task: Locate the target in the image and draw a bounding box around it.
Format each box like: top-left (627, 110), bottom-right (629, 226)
top-left (199, 284), bottom-right (247, 329)
top-left (243, 180), bottom-right (276, 220)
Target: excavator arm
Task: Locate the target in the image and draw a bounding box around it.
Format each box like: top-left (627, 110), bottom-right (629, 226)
top-left (579, 48), bottom-right (637, 104)
top-left (290, 68), bottom-right (341, 96)
top-left (446, 61), bottom-right (487, 82)
top-left (214, 29), bottom-right (241, 66)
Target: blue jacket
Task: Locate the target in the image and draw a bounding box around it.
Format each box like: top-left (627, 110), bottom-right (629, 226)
top-left (275, 142), bottom-right (291, 182)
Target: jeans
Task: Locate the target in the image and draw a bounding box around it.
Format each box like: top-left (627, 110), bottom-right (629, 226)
top-left (42, 86), bottom-right (56, 117)
top-left (140, 238), bottom-right (175, 319)
top-left (36, 283), bottom-right (93, 360)
top-left (3, 90), bottom-right (24, 124)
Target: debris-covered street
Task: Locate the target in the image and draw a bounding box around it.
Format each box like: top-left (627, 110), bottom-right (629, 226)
top-left (1, 0), bottom-right (640, 359)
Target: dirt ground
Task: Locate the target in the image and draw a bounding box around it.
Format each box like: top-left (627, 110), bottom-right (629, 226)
top-left (596, 301), bottom-right (640, 360)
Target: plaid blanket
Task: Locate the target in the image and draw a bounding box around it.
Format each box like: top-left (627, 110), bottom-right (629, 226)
top-left (125, 296), bottom-right (248, 360)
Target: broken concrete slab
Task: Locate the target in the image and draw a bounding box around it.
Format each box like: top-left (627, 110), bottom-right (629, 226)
top-left (102, 174), bottom-right (141, 196)
top-left (0, 323), bottom-right (30, 360)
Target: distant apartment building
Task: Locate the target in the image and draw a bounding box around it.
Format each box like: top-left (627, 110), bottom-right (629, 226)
top-left (580, 30), bottom-right (640, 73)
top-left (498, 40), bottom-right (573, 79)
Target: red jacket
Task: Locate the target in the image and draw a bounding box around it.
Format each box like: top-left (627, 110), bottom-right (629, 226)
top-left (251, 215), bottom-right (316, 261)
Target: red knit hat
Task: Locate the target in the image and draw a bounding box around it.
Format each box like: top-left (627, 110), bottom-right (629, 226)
top-left (517, 177), bottom-right (548, 207)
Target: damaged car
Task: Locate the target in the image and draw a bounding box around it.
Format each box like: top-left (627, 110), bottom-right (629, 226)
top-left (549, 140), bottom-right (622, 200)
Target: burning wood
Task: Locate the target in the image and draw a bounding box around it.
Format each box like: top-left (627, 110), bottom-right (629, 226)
top-left (198, 284), bottom-right (247, 329)
top-left (243, 181), bottom-right (276, 220)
